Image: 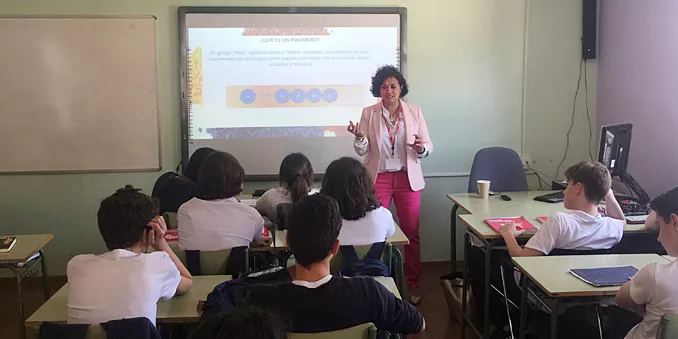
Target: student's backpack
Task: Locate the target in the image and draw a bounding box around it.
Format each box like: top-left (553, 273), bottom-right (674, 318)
top-left (200, 266), bottom-right (291, 319)
top-left (339, 242), bottom-right (389, 277)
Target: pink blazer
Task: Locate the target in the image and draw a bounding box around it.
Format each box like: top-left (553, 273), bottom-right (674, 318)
top-left (355, 99), bottom-right (433, 191)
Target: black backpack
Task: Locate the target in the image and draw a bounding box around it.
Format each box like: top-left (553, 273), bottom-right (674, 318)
top-left (200, 266), bottom-right (291, 319)
top-left (339, 242), bottom-right (389, 277)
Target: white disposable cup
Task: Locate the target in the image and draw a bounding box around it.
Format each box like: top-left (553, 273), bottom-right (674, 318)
top-left (477, 180), bottom-right (491, 199)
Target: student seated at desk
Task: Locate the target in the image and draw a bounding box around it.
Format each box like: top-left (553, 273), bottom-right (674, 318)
top-left (179, 151), bottom-right (271, 251)
top-left (255, 152), bottom-right (313, 221)
top-left (320, 157), bottom-right (395, 245)
top-left (617, 187), bottom-right (678, 339)
top-left (152, 147), bottom-right (215, 214)
top-left (67, 186), bottom-right (192, 325)
top-left (244, 194), bottom-right (425, 334)
top-left (500, 161), bottom-right (625, 256)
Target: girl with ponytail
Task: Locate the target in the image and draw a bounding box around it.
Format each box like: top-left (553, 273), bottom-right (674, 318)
top-left (255, 153), bottom-right (314, 220)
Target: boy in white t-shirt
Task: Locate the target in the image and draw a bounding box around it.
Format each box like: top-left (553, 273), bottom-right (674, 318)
top-left (616, 187), bottom-right (678, 339)
top-left (67, 186), bottom-right (193, 325)
top-left (499, 161), bottom-right (626, 256)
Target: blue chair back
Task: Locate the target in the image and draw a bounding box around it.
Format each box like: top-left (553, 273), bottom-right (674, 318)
top-left (468, 147), bottom-right (528, 193)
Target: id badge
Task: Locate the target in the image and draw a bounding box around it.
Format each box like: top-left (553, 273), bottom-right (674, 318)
top-left (385, 158), bottom-right (400, 171)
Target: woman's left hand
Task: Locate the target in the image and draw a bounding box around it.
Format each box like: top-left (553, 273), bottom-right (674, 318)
top-left (407, 134), bottom-right (425, 153)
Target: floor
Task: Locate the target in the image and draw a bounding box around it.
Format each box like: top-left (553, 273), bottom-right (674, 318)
top-left (0, 262), bottom-right (464, 339)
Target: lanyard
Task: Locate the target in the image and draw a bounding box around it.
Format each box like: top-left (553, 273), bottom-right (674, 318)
top-left (381, 107), bottom-right (402, 156)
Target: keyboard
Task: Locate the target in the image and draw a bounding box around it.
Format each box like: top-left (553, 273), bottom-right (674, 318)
top-left (534, 191), bottom-right (564, 203)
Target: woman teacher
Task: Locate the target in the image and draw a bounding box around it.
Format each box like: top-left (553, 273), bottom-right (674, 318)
top-left (347, 65), bottom-right (433, 300)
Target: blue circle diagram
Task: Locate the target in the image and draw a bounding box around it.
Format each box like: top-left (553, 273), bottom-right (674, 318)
top-left (275, 89), bottom-right (290, 104)
top-left (240, 89), bottom-right (256, 104)
top-left (291, 89), bottom-right (306, 103)
top-left (306, 88), bottom-right (322, 103)
top-left (323, 88), bottom-right (338, 103)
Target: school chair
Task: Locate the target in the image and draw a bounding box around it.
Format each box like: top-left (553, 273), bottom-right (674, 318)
top-left (162, 212), bottom-right (178, 230)
top-left (36, 318), bottom-right (160, 339)
top-left (182, 247), bottom-right (249, 276)
top-left (467, 147), bottom-right (528, 193)
top-left (35, 324), bottom-right (107, 339)
top-left (289, 323), bottom-right (377, 339)
top-left (505, 248), bottom-right (615, 339)
top-left (657, 313), bottom-right (678, 339)
top-left (276, 203), bottom-right (293, 230)
top-left (330, 242), bottom-right (393, 276)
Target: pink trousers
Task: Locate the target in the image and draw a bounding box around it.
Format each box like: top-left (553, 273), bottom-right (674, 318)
top-left (375, 171), bottom-right (421, 289)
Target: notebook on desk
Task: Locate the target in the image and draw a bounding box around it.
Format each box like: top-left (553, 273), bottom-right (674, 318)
top-left (569, 265), bottom-right (638, 287)
top-left (484, 216), bottom-right (536, 232)
top-left (0, 236), bottom-right (16, 253)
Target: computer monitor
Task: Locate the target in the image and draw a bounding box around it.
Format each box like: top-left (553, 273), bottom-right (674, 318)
top-left (598, 123), bottom-right (632, 176)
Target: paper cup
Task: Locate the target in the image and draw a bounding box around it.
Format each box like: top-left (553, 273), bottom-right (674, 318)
top-left (477, 180), bottom-right (491, 199)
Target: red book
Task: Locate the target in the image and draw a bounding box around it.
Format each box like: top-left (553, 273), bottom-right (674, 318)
top-left (164, 230), bottom-right (179, 242)
top-left (536, 216), bottom-right (549, 224)
top-left (484, 216), bottom-right (536, 232)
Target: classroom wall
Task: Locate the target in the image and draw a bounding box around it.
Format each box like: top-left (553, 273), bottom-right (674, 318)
top-left (598, 0), bottom-right (678, 198)
top-left (0, 0), bottom-right (594, 274)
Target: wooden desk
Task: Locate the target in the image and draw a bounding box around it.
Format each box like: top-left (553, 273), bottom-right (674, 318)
top-left (513, 254), bottom-right (670, 339)
top-left (460, 214), bottom-right (649, 241)
top-left (26, 275), bottom-right (400, 327)
top-left (446, 192), bottom-right (566, 339)
top-left (26, 275), bottom-right (233, 327)
top-left (447, 191), bottom-right (568, 217)
top-left (445, 191), bottom-right (566, 274)
top-left (0, 234), bottom-right (53, 265)
top-left (250, 226), bottom-right (409, 298)
top-left (448, 192), bottom-right (652, 339)
top-left (0, 234), bottom-right (53, 339)
top-left (251, 224), bottom-right (410, 252)
top-left (513, 254), bottom-right (667, 297)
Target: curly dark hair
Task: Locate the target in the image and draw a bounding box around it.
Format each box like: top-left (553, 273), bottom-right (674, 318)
top-left (189, 305), bottom-right (289, 339)
top-left (279, 153), bottom-right (314, 203)
top-left (97, 185), bottom-right (158, 250)
top-left (320, 157), bottom-right (380, 220)
top-left (370, 65), bottom-right (409, 98)
top-left (651, 187), bottom-right (678, 223)
top-left (287, 194), bottom-right (342, 269)
top-left (564, 161), bottom-right (611, 204)
top-left (198, 151), bottom-right (244, 200)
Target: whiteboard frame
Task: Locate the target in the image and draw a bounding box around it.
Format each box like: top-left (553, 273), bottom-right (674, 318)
top-left (0, 15), bottom-right (162, 175)
top-left (178, 6), bottom-right (408, 181)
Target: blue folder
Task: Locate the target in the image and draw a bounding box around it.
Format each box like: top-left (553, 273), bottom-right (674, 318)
top-left (569, 266), bottom-right (639, 287)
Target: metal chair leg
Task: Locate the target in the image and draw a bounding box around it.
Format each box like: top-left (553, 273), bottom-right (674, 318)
top-left (39, 250), bottom-right (49, 300)
top-left (9, 266), bottom-right (26, 339)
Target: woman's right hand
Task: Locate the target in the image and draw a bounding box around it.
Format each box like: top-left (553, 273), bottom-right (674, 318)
top-left (347, 121), bottom-right (365, 139)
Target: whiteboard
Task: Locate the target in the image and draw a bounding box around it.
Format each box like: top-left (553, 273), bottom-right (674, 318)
top-left (0, 16), bottom-right (160, 173)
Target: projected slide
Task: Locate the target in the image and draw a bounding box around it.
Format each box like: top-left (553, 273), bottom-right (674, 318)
top-left (187, 25), bottom-right (399, 140)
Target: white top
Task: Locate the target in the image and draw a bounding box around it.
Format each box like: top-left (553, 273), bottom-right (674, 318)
top-left (338, 207), bottom-right (396, 246)
top-left (178, 197), bottom-right (265, 251)
top-left (378, 106), bottom-right (407, 172)
top-left (626, 260), bottom-right (678, 339)
top-left (66, 249), bottom-right (180, 325)
top-left (255, 187), bottom-right (292, 221)
top-left (354, 105), bottom-right (428, 172)
top-left (524, 210), bottom-right (624, 255)
top-left (292, 274), bottom-right (333, 289)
